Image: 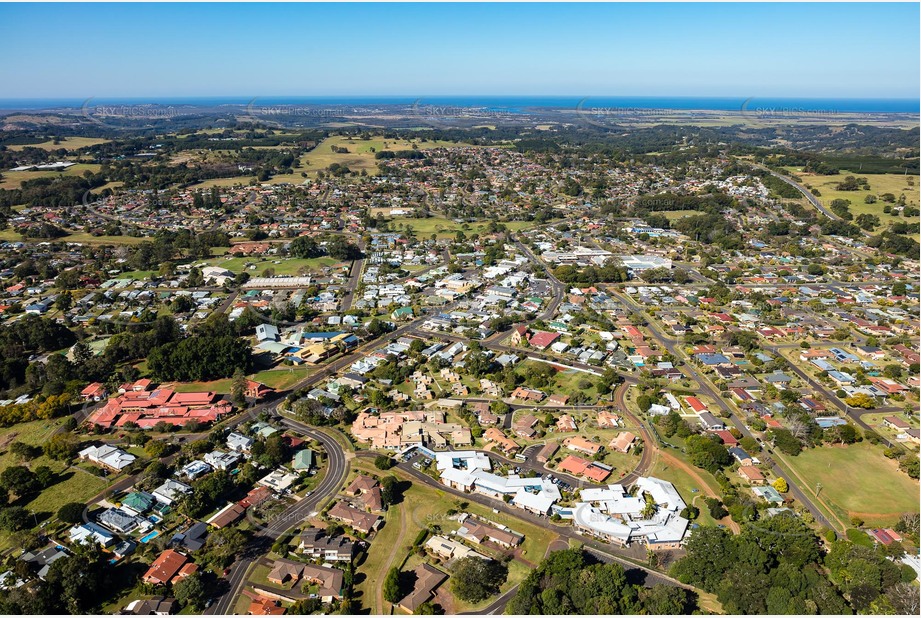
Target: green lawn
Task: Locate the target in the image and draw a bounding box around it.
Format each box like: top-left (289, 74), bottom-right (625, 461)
top-left (783, 442), bottom-right (920, 526)
top-left (23, 466), bottom-right (109, 516)
top-left (204, 255), bottom-right (344, 276)
top-left (299, 135), bottom-right (476, 180)
top-left (386, 216), bottom-right (534, 239)
top-left (0, 418), bottom-right (66, 470)
top-left (648, 456), bottom-right (722, 528)
top-left (168, 379), bottom-right (234, 394)
top-left (0, 418), bottom-right (111, 541)
top-left (251, 366), bottom-right (313, 390)
top-left (662, 210), bottom-right (704, 221)
top-left (0, 229), bottom-right (148, 245)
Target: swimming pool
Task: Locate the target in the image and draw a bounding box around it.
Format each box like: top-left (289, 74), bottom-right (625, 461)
top-left (147, 514), bottom-right (162, 524)
top-left (139, 530), bottom-right (160, 543)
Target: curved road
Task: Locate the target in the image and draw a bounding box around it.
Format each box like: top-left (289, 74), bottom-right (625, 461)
top-left (210, 421), bottom-right (349, 615)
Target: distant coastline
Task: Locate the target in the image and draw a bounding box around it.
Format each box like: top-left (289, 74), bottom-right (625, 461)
top-left (0, 95), bottom-right (918, 114)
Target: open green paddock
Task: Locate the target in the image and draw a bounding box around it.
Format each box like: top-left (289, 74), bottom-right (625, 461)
top-left (784, 168), bottom-right (919, 232)
top-left (780, 441), bottom-right (919, 527)
top-left (0, 163), bottom-right (103, 190)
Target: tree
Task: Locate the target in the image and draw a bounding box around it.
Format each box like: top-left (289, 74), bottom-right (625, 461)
top-left (374, 455), bottom-right (395, 470)
top-left (44, 548), bottom-right (107, 613)
top-left (685, 434), bottom-right (732, 473)
top-left (231, 367), bottom-right (247, 407)
top-left (57, 502), bottom-right (85, 524)
top-left (148, 333), bottom-right (251, 382)
top-left (449, 557), bottom-right (508, 603)
top-left (704, 497), bottom-right (728, 520)
top-left (844, 393), bottom-right (876, 409)
top-left (383, 567), bottom-right (401, 603)
top-left (771, 428), bottom-right (802, 456)
top-left (9, 441), bottom-right (41, 462)
top-left (0, 507), bottom-right (31, 532)
top-left (43, 433), bottom-right (79, 461)
top-left (772, 477), bottom-right (788, 493)
top-left (641, 584), bottom-right (695, 614)
top-left (206, 527), bottom-right (249, 568)
top-left (0, 466), bottom-right (39, 498)
top-left (144, 439), bottom-right (169, 458)
top-left (173, 572), bottom-right (207, 610)
top-left (507, 548), bottom-right (645, 614)
top-left (289, 235), bottom-right (323, 258)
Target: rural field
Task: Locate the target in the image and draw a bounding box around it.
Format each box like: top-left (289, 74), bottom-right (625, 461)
top-left (782, 441), bottom-right (920, 527)
top-left (0, 418), bottom-right (110, 541)
top-left (785, 168), bottom-right (919, 232)
top-left (6, 136), bottom-right (110, 152)
top-left (0, 162), bottom-right (103, 190)
top-left (296, 135), bottom-right (477, 180)
top-left (185, 135), bottom-right (480, 188)
top-left (385, 215), bottom-right (534, 239)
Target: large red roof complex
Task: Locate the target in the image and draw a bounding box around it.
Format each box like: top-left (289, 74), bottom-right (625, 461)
top-left (85, 382), bottom-right (232, 429)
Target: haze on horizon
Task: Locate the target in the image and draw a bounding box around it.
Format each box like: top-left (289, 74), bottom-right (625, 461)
top-left (0, 2), bottom-right (918, 101)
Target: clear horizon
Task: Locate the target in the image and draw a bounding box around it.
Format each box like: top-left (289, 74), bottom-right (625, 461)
top-left (1, 3), bottom-right (918, 99)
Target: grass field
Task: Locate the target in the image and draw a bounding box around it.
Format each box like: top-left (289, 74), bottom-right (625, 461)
top-left (648, 455), bottom-right (722, 529)
top-left (23, 465), bottom-right (110, 515)
top-left (784, 168), bottom-right (919, 233)
top-left (296, 135), bottom-right (475, 180)
top-left (662, 209), bottom-right (703, 221)
top-left (168, 379), bottom-right (234, 394)
top-left (782, 442), bottom-right (919, 526)
top-left (0, 228), bottom-right (149, 245)
top-left (251, 366), bottom-right (313, 390)
top-left (6, 137), bottom-right (110, 152)
top-left (204, 255), bottom-right (345, 275)
top-left (0, 418), bottom-right (111, 541)
top-left (352, 459), bottom-right (557, 613)
top-left (385, 216), bottom-right (534, 239)
top-left (0, 418), bottom-right (66, 470)
top-left (0, 162), bottom-right (103, 190)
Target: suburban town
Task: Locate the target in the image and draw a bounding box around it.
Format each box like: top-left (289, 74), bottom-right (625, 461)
top-left (0, 2), bottom-right (918, 616)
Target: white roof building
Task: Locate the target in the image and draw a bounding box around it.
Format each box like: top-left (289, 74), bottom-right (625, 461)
top-left (69, 522), bottom-right (116, 547)
top-left (227, 432), bottom-right (254, 452)
top-left (152, 479), bottom-right (192, 505)
top-left (258, 469), bottom-right (299, 492)
top-left (434, 450), bottom-right (492, 473)
top-left (204, 450), bottom-right (242, 471)
top-left (573, 478), bottom-right (689, 548)
top-left (78, 444), bottom-right (136, 471)
top-left (635, 477), bottom-right (686, 512)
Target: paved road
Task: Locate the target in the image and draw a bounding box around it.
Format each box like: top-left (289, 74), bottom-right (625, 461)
top-left (210, 421), bottom-right (349, 615)
top-left (338, 238), bottom-right (366, 312)
top-left (609, 288), bottom-right (833, 526)
top-left (397, 460), bottom-right (688, 589)
top-left (749, 162), bottom-right (841, 221)
top-left (513, 236), bottom-right (565, 321)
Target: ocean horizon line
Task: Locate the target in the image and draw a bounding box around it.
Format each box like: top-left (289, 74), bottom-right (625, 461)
top-left (1, 95), bottom-right (918, 114)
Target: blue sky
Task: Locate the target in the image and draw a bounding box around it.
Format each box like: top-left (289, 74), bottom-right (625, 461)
top-left (0, 3), bottom-right (918, 99)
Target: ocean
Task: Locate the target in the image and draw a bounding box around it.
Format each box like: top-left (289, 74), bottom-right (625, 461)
top-left (0, 96), bottom-right (917, 114)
